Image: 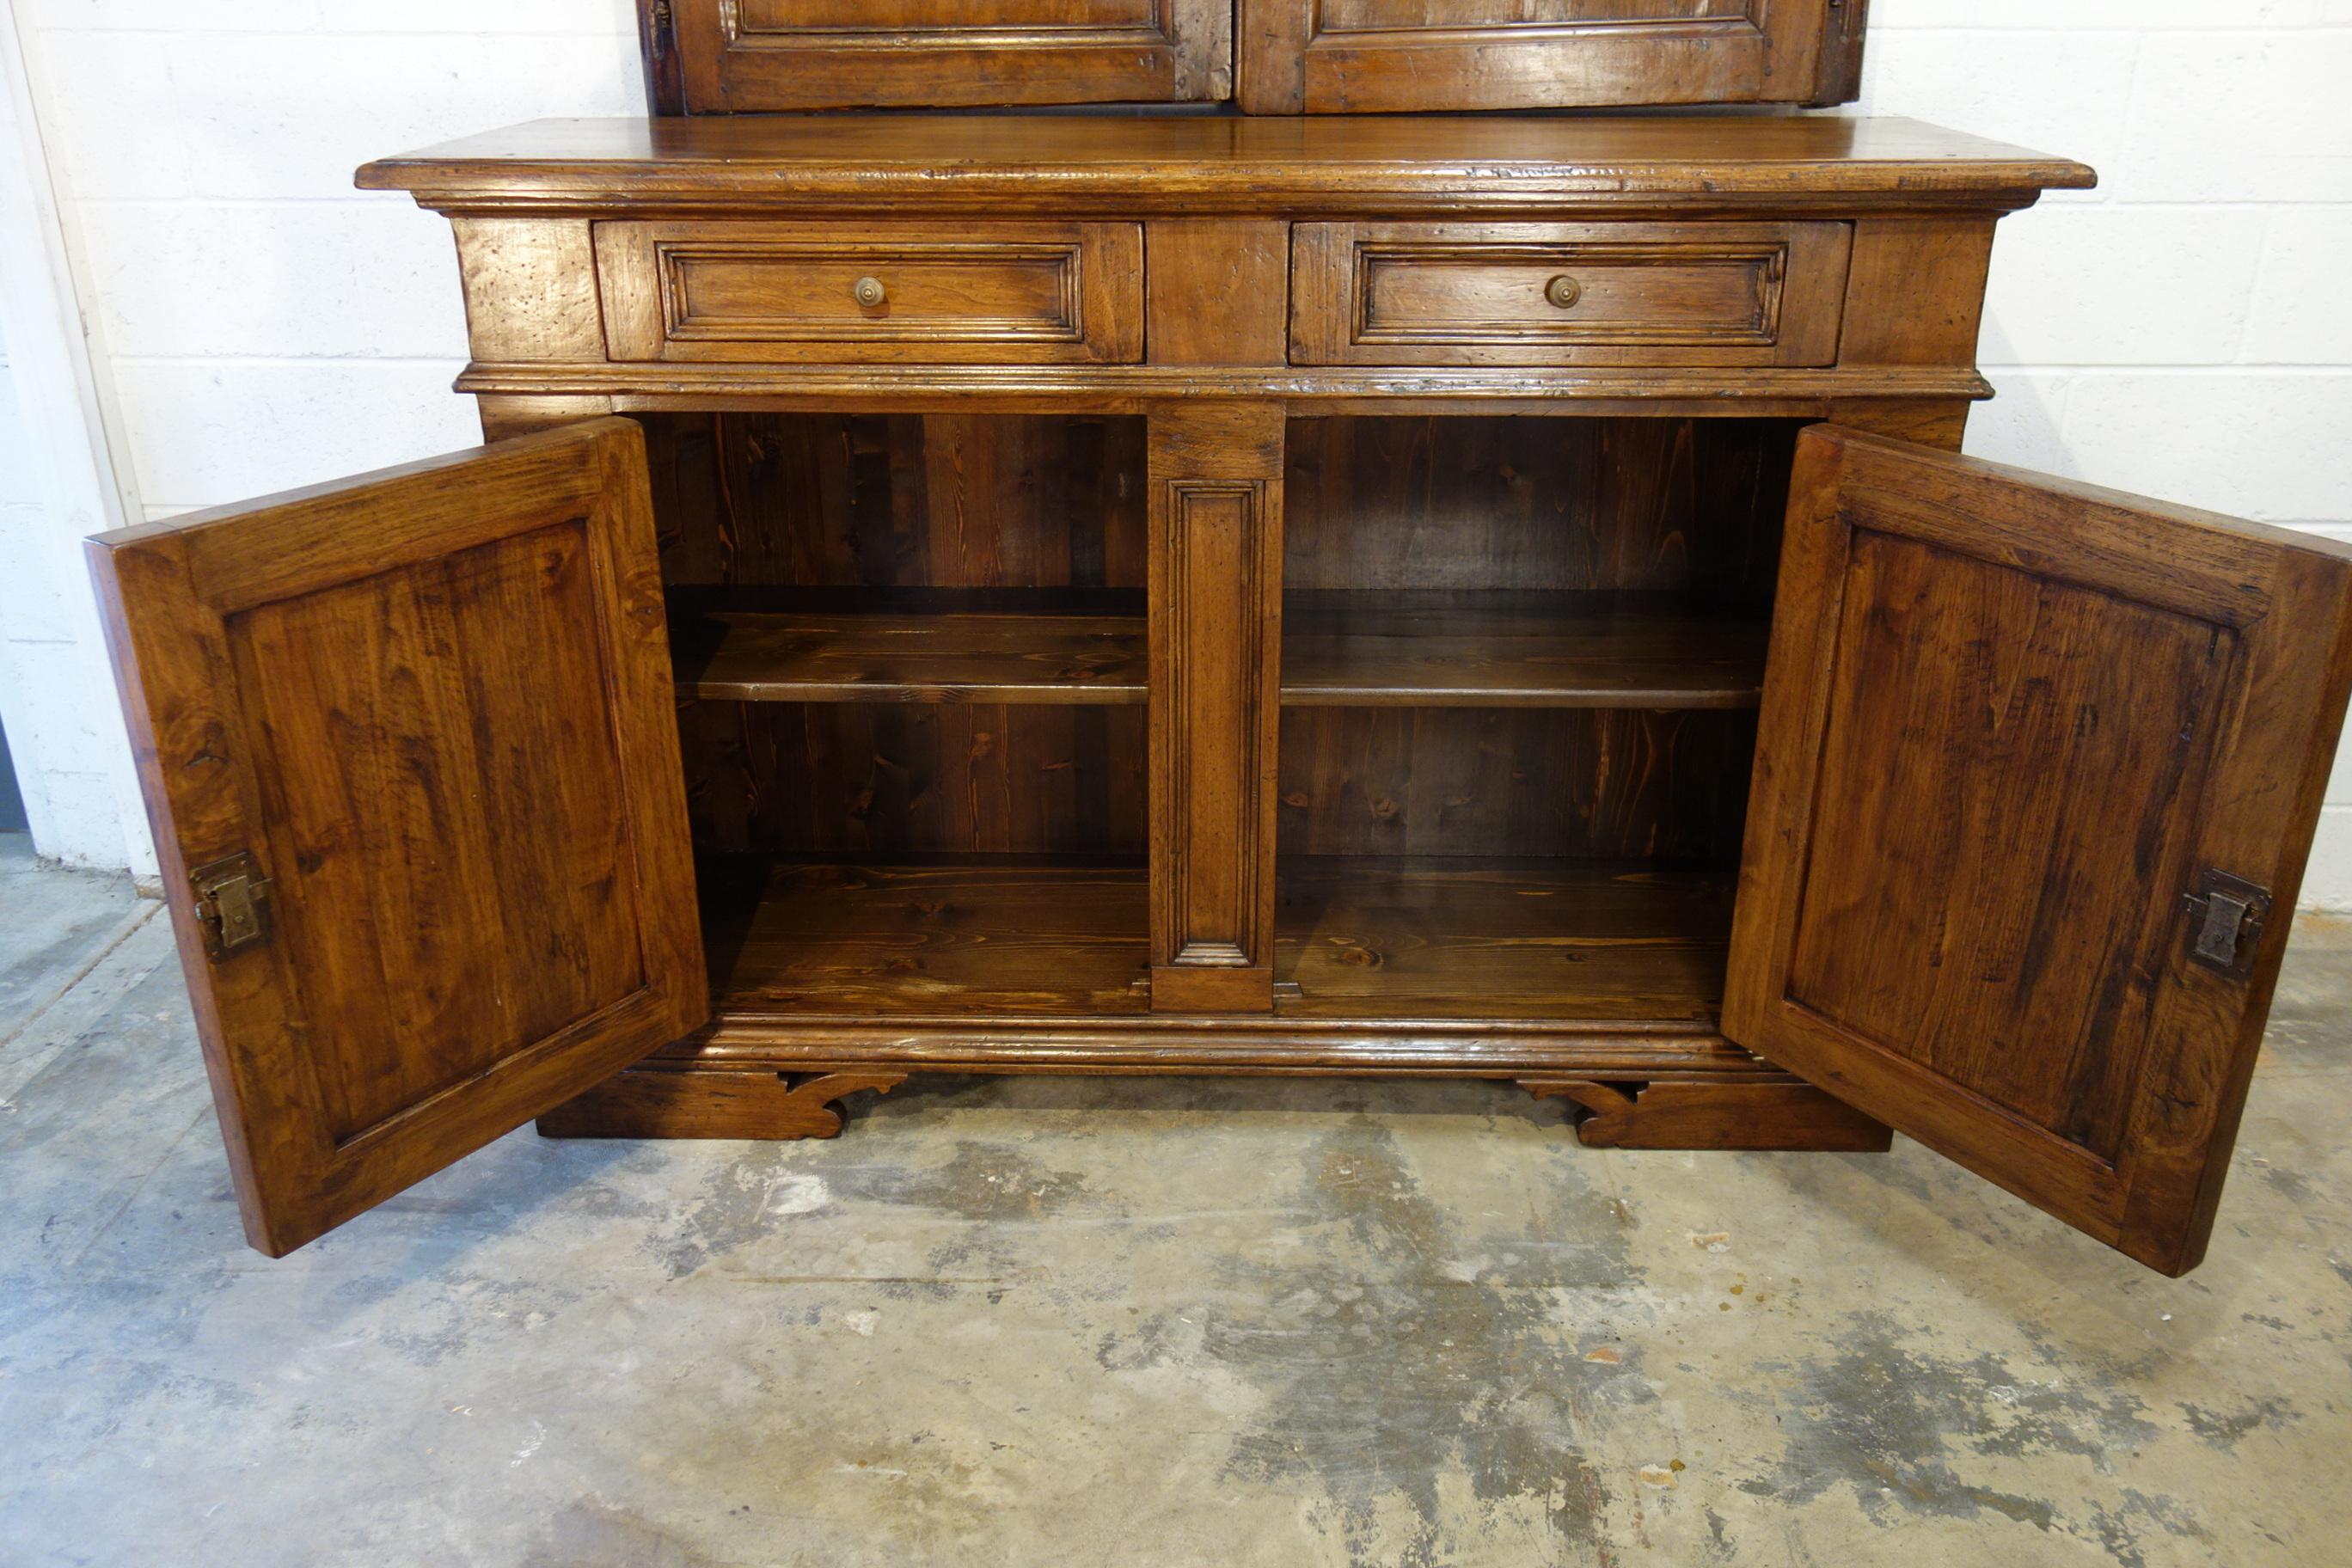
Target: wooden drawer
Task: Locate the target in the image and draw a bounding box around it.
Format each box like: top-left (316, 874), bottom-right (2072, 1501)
top-left (596, 221), bottom-right (1144, 364)
top-left (1290, 221), bottom-right (1852, 368)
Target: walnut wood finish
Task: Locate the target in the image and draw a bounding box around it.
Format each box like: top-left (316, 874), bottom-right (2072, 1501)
top-left (540, 1055), bottom-right (1855, 1142)
top-left (642, 413), bottom-right (1147, 592)
top-left (1279, 857), bottom-right (1730, 1022)
top-left (647, 0), bottom-right (1859, 116)
top-left (1524, 1077), bottom-right (1892, 1151)
top-left (647, 0), bottom-right (1866, 117)
top-left (1725, 427), bottom-right (2352, 1275)
top-left (1284, 415), bottom-right (1798, 600)
top-left (1281, 591), bottom-right (1767, 709)
top-left (1277, 708), bottom-right (1758, 862)
top-left (677, 1014), bottom-right (1752, 1073)
top-left (682, 701), bottom-right (1148, 859)
top-left (665, 0), bottom-right (1234, 113)
top-left (358, 115), bottom-right (2092, 218)
top-left (671, 592), bottom-right (1148, 706)
top-left (540, 1069), bottom-right (908, 1139)
top-left (1238, 0), bottom-right (1859, 113)
top-left (113, 111), bottom-right (2188, 1257)
top-left (1149, 402), bottom-right (1285, 1012)
top-left (362, 118), bottom-right (2080, 426)
top-left (1290, 220), bottom-right (1853, 368)
top-left (1147, 219), bottom-right (1291, 365)
top-left (87, 421), bottom-right (705, 1256)
top-left (643, 412), bottom-right (1150, 861)
top-left (702, 856), bottom-right (1151, 1016)
top-left (597, 220), bottom-right (1145, 365)
top-left (637, 0), bottom-right (685, 115)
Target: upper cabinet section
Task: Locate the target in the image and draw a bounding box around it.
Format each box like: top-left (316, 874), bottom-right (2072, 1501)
top-left (1238, 0), bottom-right (1865, 113)
top-left (661, 0), bottom-right (1235, 112)
top-left (643, 0), bottom-right (1863, 114)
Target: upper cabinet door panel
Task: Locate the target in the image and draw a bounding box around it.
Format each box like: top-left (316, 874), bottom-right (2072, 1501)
top-left (88, 421), bottom-right (707, 1258)
top-left (1724, 426), bottom-right (2352, 1277)
top-left (1238, 0), bottom-right (1864, 113)
top-left (671, 0), bottom-right (1235, 110)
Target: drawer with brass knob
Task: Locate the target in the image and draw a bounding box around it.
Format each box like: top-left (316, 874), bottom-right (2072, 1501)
top-left (595, 219), bottom-right (1144, 364)
top-left (1290, 221), bottom-right (1853, 368)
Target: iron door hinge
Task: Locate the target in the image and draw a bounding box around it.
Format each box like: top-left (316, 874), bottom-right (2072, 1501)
top-left (190, 852), bottom-right (274, 961)
top-left (2182, 869), bottom-right (2269, 981)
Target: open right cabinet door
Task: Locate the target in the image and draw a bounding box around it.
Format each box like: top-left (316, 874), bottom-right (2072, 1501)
top-left (1725, 426), bottom-right (2352, 1276)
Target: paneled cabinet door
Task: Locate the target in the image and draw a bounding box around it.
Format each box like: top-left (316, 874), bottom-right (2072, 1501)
top-left (89, 420), bottom-right (707, 1258)
top-left (1725, 426), bottom-right (2352, 1277)
top-left (1238, 0), bottom-right (1865, 113)
top-left (666, 0), bottom-right (1235, 111)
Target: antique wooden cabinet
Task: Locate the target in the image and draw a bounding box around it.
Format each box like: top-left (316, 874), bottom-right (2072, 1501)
top-left (87, 29), bottom-right (2352, 1282)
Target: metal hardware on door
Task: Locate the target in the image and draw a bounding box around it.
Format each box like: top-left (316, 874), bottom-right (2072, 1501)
top-left (189, 851), bottom-right (274, 961)
top-left (1545, 275), bottom-right (1583, 309)
top-left (854, 276), bottom-right (887, 308)
top-left (2182, 868), bottom-right (2270, 980)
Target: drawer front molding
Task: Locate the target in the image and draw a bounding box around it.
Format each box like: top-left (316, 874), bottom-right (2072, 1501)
top-left (1292, 221), bottom-right (1852, 368)
top-left (597, 220), bottom-right (1144, 364)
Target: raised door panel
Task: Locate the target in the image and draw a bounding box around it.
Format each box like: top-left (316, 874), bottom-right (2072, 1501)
top-left (89, 421), bottom-right (706, 1257)
top-left (671, 0), bottom-right (1234, 110)
top-left (1148, 401), bottom-right (1285, 1013)
top-left (1725, 426), bottom-right (2352, 1277)
top-left (1239, 0), bottom-right (1862, 113)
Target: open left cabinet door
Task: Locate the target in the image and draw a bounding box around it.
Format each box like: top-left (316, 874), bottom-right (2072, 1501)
top-left (89, 420), bottom-right (707, 1258)
top-left (1725, 426), bottom-right (2352, 1276)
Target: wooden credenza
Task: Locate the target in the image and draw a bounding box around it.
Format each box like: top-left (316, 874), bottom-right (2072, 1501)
top-left (89, 114), bottom-right (2352, 1280)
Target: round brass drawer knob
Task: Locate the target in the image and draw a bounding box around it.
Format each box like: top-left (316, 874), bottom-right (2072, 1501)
top-left (1545, 275), bottom-right (1583, 310)
top-left (853, 275), bottom-right (887, 308)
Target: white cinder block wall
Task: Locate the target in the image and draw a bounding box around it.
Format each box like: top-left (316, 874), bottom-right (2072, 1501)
top-left (2, 1), bottom-right (2349, 898)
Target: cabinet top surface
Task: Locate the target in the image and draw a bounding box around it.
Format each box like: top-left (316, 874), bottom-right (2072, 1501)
top-left (358, 114), bottom-right (2095, 210)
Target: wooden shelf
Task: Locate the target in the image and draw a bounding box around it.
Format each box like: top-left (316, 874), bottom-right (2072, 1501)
top-left (1281, 591), bottom-right (1767, 709)
top-left (671, 590), bottom-right (1761, 710)
top-left (1276, 855), bottom-right (1732, 1022)
top-left (701, 855), bottom-right (1151, 1018)
top-left (671, 589), bottom-right (1146, 706)
top-left (699, 854), bottom-right (1727, 1027)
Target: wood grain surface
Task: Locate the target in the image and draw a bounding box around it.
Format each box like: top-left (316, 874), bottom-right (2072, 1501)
top-left (88, 421), bottom-right (705, 1256)
top-left (1726, 426), bottom-right (2352, 1275)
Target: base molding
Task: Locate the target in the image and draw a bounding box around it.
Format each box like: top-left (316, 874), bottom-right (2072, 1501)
top-left (538, 1022), bottom-right (1891, 1151)
top-left (660, 1011), bottom-right (1767, 1077)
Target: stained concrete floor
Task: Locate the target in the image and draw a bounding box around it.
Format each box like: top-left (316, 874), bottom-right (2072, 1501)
top-left (3, 832), bottom-right (2351, 1567)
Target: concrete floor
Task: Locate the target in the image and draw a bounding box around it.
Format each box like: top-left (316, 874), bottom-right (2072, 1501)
top-left (3, 832), bottom-right (2349, 1567)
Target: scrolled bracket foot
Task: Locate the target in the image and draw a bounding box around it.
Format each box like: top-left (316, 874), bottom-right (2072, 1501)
top-left (1518, 1075), bottom-right (1891, 1152)
top-left (537, 1066), bottom-right (910, 1140)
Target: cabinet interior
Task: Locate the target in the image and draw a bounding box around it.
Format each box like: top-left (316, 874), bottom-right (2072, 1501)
top-left (1277, 414), bottom-right (1797, 1025)
top-left (640, 410), bottom-right (1799, 1025)
top-left (645, 411), bottom-right (1154, 1017)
